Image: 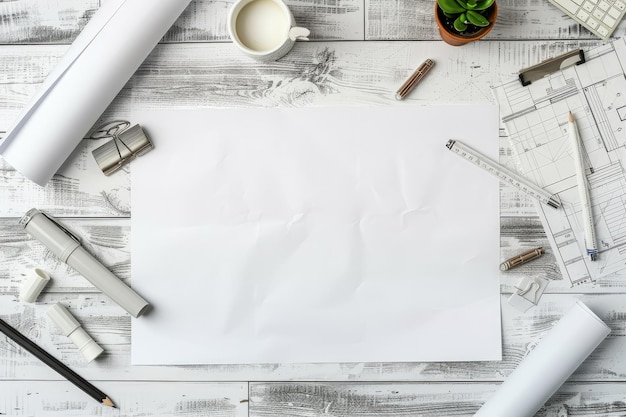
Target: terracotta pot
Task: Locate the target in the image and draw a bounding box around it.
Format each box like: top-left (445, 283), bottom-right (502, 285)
top-left (434, 1), bottom-right (498, 46)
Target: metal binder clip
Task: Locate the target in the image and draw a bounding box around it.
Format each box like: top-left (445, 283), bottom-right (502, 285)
top-left (90, 121), bottom-right (153, 176)
top-left (518, 49), bottom-right (585, 86)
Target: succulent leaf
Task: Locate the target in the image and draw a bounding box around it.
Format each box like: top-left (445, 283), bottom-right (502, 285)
top-left (466, 10), bottom-right (490, 26)
top-left (437, 0), bottom-right (465, 14)
top-left (474, 0), bottom-right (495, 10)
top-left (453, 13), bottom-right (468, 31)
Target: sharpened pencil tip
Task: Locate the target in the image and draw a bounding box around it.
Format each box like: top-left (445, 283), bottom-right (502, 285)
top-left (102, 397), bottom-right (116, 408)
top-left (569, 111), bottom-right (574, 122)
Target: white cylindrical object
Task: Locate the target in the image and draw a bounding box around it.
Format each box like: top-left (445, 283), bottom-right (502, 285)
top-left (0, 0), bottom-right (192, 186)
top-left (20, 208), bottom-right (150, 318)
top-left (474, 301), bottom-right (610, 417)
top-left (47, 303), bottom-right (104, 363)
top-left (19, 268), bottom-right (51, 303)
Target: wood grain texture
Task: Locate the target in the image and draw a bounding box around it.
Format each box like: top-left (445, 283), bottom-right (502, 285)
top-left (2, 0), bottom-right (626, 415)
top-left (249, 382), bottom-right (626, 416)
top-left (0, 381), bottom-right (248, 416)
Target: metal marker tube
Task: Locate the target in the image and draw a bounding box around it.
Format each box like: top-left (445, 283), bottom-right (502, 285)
top-left (500, 247), bottom-right (545, 271)
top-left (19, 209), bottom-right (150, 318)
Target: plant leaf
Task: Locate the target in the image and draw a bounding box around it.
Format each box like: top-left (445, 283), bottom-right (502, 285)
top-left (466, 10), bottom-right (490, 26)
top-left (454, 14), bottom-right (468, 31)
top-left (437, 0), bottom-right (465, 13)
top-left (474, 0), bottom-right (495, 10)
top-left (454, 0), bottom-right (469, 9)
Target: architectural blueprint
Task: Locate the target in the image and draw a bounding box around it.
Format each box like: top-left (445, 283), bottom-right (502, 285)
top-left (493, 39), bottom-right (626, 287)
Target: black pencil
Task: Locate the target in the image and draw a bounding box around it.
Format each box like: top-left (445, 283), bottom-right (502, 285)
top-left (0, 317), bottom-right (116, 408)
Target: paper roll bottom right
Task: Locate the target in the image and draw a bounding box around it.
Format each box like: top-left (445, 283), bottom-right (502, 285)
top-left (474, 301), bottom-right (611, 417)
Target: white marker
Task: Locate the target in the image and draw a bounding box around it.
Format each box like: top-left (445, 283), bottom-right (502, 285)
top-left (446, 139), bottom-right (561, 209)
top-left (568, 112), bottom-right (598, 261)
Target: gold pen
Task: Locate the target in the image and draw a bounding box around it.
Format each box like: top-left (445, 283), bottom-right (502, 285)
top-left (395, 59), bottom-right (435, 100)
top-left (500, 247), bottom-right (545, 271)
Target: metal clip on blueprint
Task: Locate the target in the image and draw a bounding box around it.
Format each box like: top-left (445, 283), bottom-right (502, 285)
top-left (91, 121), bottom-right (153, 176)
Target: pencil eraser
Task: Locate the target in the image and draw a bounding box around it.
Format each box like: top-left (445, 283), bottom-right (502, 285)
top-left (47, 303), bottom-right (104, 363)
top-left (19, 268), bottom-right (51, 303)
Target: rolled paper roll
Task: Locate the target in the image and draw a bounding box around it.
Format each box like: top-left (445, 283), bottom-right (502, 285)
top-left (474, 301), bottom-right (610, 417)
top-left (0, 0), bottom-right (192, 186)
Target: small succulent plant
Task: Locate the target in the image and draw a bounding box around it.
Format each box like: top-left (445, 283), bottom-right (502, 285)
top-left (437, 0), bottom-right (495, 33)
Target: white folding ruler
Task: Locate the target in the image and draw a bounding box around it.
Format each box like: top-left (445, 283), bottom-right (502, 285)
top-left (446, 139), bottom-right (561, 209)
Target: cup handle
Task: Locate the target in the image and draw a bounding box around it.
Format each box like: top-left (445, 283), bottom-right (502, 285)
top-left (288, 27), bottom-right (310, 41)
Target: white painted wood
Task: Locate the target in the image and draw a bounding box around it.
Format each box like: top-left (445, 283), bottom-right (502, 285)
top-left (249, 382), bottom-right (626, 416)
top-left (0, 381), bottom-right (248, 416)
top-left (2, 0), bottom-right (626, 415)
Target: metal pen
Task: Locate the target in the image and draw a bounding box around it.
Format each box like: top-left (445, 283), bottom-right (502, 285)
top-left (395, 59), bottom-right (435, 100)
top-left (500, 247), bottom-right (545, 271)
top-left (19, 208), bottom-right (151, 318)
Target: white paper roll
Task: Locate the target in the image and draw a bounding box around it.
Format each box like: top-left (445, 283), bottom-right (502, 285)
top-left (474, 301), bottom-right (610, 417)
top-left (0, 0), bottom-right (191, 186)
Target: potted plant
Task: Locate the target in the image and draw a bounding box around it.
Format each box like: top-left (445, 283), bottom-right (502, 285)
top-left (435, 0), bottom-right (498, 46)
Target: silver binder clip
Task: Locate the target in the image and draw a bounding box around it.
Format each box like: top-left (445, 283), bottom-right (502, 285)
top-left (90, 121), bottom-right (153, 176)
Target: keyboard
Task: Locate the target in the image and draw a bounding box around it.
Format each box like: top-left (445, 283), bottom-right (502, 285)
top-left (547, 0), bottom-right (626, 39)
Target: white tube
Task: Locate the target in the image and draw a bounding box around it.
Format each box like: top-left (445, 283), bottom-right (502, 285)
top-left (19, 268), bottom-right (51, 303)
top-left (474, 301), bottom-right (610, 417)
top-left (47, 303), bottom-right (104, 363)
top-left (0, 0), bottom-right (192, 186)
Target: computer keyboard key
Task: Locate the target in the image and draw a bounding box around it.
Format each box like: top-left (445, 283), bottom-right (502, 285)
top-left (593, 8), bottom-right (606, 18)
top-left (587, 17), bottom-right (600, 27)
top-left (608, 6), bottom-right (621, 17)
top-left (558, 0), bottom-right (585, 12)
top-left (577, 9), bottom-right (590, 19)
top-left (584, 2), bottom-right (596, 11)
top-left (615, 0), bottom-right (625, 10)
top-left (603, 14), bottom-right (617, 25)
top-left (599, 1), bottom-right (610, 10)
top-left (598, 25), bottom-right (610, 35)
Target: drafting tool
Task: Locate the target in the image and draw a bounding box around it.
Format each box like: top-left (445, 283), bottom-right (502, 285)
top-left (395, 59), bottom-right (435, 100)
top-left (500, 247), bottom-right (545, 271)
top-left (518, 49), bottom-right (585, 86)
top-left (445, 139), bottom-right (561, 209)
top-left (568, 112), bottom-right (598, 261)
top-left (0, 317), bottom-right (115, 407)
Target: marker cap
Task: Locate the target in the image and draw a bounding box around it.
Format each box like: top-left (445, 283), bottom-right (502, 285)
top-left (19, 268), bottom-right (51, 303)
top-left (47, 303), bottom-right (104, 363)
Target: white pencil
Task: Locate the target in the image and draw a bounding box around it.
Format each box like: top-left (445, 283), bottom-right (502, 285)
top-left (568, 112), bottom-right (598, 261)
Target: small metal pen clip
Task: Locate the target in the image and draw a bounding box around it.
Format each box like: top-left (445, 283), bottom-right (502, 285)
top-left (41, 211), bottom-right (81, 243)
top-left (20, 208), bottom-right (81, 243)
top-left (90, 121), bottom-right (153, 176)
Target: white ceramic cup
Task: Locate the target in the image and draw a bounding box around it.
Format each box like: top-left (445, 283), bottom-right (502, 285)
top-left (227, 0), bottom-right (310, 61)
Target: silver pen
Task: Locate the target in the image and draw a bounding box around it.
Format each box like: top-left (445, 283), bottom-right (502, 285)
top-left (19, 208), bottom-right (151, 317)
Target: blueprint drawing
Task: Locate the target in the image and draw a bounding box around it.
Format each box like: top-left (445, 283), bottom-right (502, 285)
top-left (493, 39), bottom-right (626, 287)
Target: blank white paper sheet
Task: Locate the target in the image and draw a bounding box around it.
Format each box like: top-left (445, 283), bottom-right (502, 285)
top-left (131, 105), bottom-right (502, 365)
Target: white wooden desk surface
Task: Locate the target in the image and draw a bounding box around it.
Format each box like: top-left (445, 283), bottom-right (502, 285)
top-left (1, 1), bottom-right (626, 415)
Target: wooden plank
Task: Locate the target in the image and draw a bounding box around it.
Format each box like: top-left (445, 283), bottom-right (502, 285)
top-left (249, 381), bottom-right (626, 416)
top-left (0, 380), bottom-right (248, 416)
top-left (0, 0), bottom-right (363, 44)
top-left (0, 293), bottom-right (624, 382)
top-left (3, 0), bottom-right (626, 44)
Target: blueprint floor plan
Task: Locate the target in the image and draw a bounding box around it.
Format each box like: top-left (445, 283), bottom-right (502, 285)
top-left (493, 39), bottom-right (626, 287)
